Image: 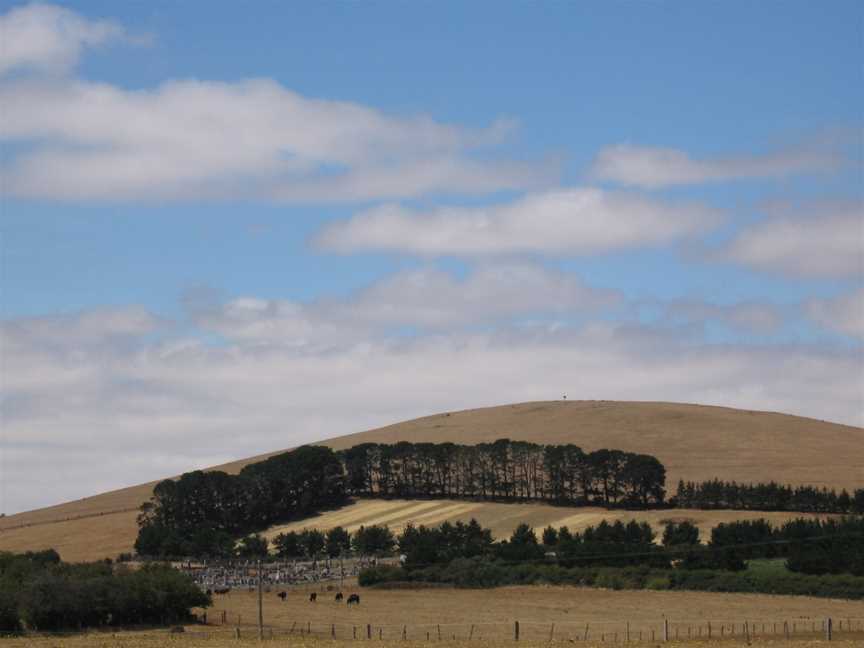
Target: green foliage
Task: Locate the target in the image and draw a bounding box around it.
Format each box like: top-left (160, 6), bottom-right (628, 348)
top-left (397, 519), bottom-right (493, 567)
top-left (675, 479), bottom-right (855, 513)
top-left (352, 524), bottom-right (396, 556)
top-left (0, 550), bottom-right (209, 632)
top-left (541, 525), bottom-right (558, 546)
top-left (236, 534), bottom-right (269, 558)
top-left (662, 520), bottom-right (700, 547)
top-left (325, 526), bottom-right (351, 557)
top-left (298, 529), bottom-right (326, 558)
top-left (0, 583), bottom-right (21, 631)
top-left (272, 531), bottom-right (301, 558)
top-left (359, 556), bottom-right (864, 599)
top-left (137, 445), bottom-right (346, 558)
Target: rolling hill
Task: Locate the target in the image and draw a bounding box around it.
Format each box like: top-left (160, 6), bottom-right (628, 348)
top-left (2, 400), bottom-right (861, 561)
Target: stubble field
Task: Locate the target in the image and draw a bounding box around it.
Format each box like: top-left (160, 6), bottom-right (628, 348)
top-left (3, 584), bottom-right (863, 647)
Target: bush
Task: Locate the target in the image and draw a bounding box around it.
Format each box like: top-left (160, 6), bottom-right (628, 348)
top-left (0, 584), bottom-right (20, 632)
top-left (358, 556), bottom-right (864, 599)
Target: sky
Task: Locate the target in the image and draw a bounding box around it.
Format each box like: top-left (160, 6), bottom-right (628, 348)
top-left (0, 1), bottom-right (862, 514)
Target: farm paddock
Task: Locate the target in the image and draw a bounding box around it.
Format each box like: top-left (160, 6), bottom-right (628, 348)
top-left (167, 585), bottom-right (864, 643)
top-left (2, 633), bottom-right (864, 647)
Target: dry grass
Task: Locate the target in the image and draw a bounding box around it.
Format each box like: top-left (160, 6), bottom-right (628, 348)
top-left (4, 636), bottom-right (864, 648)
top-left (262, 499), bottom-right (833, 547)
top-left (2, 401), bottom-right (861, 562)
top-left (4, 586), bottom-right (862, 646)
top-left (190, 585), bottom-right (864, 634)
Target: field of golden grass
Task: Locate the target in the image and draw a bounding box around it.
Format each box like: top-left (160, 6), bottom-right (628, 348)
top-left (3, 585), bottom-right (863, 645)
top-left (4, 636), bottom-right (864, 648)
top-left (2, 401), bottom-right (862, 562)
top-left (186, 585), bottom-right (864, 640)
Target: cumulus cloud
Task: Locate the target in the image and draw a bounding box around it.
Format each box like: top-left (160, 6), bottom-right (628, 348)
top-left (715, 201), bottom-right (863, 278)
top-left (806, 288), bottom-right (864, 340)
top-left (0, 76), bottom-right (550, 201)
top-left (316, 188), bottom-right (723, 256)
top-left (3, 300), bottom-right (862, 514)
top-left (660, 299), bottom-right (786, 335)
top-left (588, 143), bottom-right (844, 188)
top-left (0, 3), bottom-right (129, 75)
top-left (189, 264), bottom-right (621, 346)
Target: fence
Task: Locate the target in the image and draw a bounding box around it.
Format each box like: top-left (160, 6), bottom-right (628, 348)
top-left (187, 615), bottom-right (864, 642)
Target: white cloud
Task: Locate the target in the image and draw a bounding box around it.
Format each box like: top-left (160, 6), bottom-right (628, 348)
top-left (0, 292), bottom-right (864, 512)
top-left (3, 298), bottom-right (863, 514)
top-left (716, 201), bottom-right (863, 278)
top-left (661, 299), bottom-right (785, 335)
top-left (806, 288), bottom-right (864, 340)
top-left (0, 77), bottom-right (550, 202)
top-left (0, 3), bottom-right (128, 75)
top-left (316, 188), bottom-right (723, 256)
top-left (190, 264), bottom-right (621, 346)
top-left (588, 143), bottom-right (844, 188)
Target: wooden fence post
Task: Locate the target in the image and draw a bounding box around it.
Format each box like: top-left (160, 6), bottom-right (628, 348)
top-left (332, 624), bottom-right (336, 638)
top-left (234, 627), bottom-right (240, 640)
top-left (367, 624), bottom-right (372, 640)
top-left (514, 621), bottom-right (520, 641)
top-left (550, 623), bottom-right (555, 641)
top-left (469, 624), bottom-right (474, 640)
top-left (825, 617), bottom-right (832, 641)
top-left (663, 619), bottom-right (669, 642)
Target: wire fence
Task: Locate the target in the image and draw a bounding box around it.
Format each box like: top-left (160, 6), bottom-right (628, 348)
top-left (184, 615), bottom-right (864, 642)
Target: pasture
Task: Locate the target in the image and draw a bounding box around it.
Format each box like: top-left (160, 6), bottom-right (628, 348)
top-left (186, 585), bottom-right (864, 642)
top-left (4, 636), bottom-right (864, 648)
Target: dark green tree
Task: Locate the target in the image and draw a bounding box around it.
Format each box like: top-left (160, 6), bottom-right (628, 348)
top-left (352, 525), bottom-right (396, 556)
top-left (236, 534), bottom-right (269, 558)
top-left (325, 526), bottom-right (351, 557)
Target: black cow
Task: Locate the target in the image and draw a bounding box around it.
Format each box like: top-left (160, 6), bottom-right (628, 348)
top-left (309, 592), bottom-right (317, 602)
top-left (277, 591), bottom-right (287, 601)
top-left (334, 592), bottom-right (343, 602)
top-left (346, 593), bottom-right (360, 606)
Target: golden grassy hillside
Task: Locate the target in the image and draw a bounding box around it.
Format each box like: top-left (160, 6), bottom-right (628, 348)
top-left (1, 400), bottom-right (861, 561)
top-left (261, 498), bottom-right (831, 547)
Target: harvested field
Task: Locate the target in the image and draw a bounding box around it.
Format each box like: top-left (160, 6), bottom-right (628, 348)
top-left (262, 499), bottom-right (833, 545)
top-left (3, 636), bottom-right (864, 648)
top-left (189, 585), bottom-right (864, 639)
top-left (2, 401), bottom-right (862, 562)
top-left (6, 586), bottom-right (861, 646)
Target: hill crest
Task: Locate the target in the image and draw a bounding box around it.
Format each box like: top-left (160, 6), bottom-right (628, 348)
top-left (1, 400), bottom-right (861, 560)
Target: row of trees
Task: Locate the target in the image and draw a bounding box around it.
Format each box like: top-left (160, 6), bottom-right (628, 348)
top-left (0, 550), bottom-right (208, 632)
top-left (382, 515), bottom-right (863, 577)
top-left (673, 480), bottom-right (864, 514)
top-left (136, 446), bottom-right (348, 558)
top-left (708, 517), bottom-right (864, 575)
top-left (234, 525), bottom-right (397, 559)
top-left (342, 441), bottom-right (666, 507)
top-left (136, 441), bottom-right (666, 557)
top-left (134, 439), bottom-right (857, 560)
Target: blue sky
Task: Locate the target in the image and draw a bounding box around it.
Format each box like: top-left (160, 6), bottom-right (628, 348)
top-left (0, 1), bottom-right (861, 513)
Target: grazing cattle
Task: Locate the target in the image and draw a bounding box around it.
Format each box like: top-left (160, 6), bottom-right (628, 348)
top-left (346, 593), bottom-right (360, 606)
top-left (214, 587), bottom-right (230, 595)
top-left (334, 592), bottom-right (343, 602)
top-left (309, 592), bottom-right (317, 602)
top-left (277, 591), bottom-right (287, 601)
